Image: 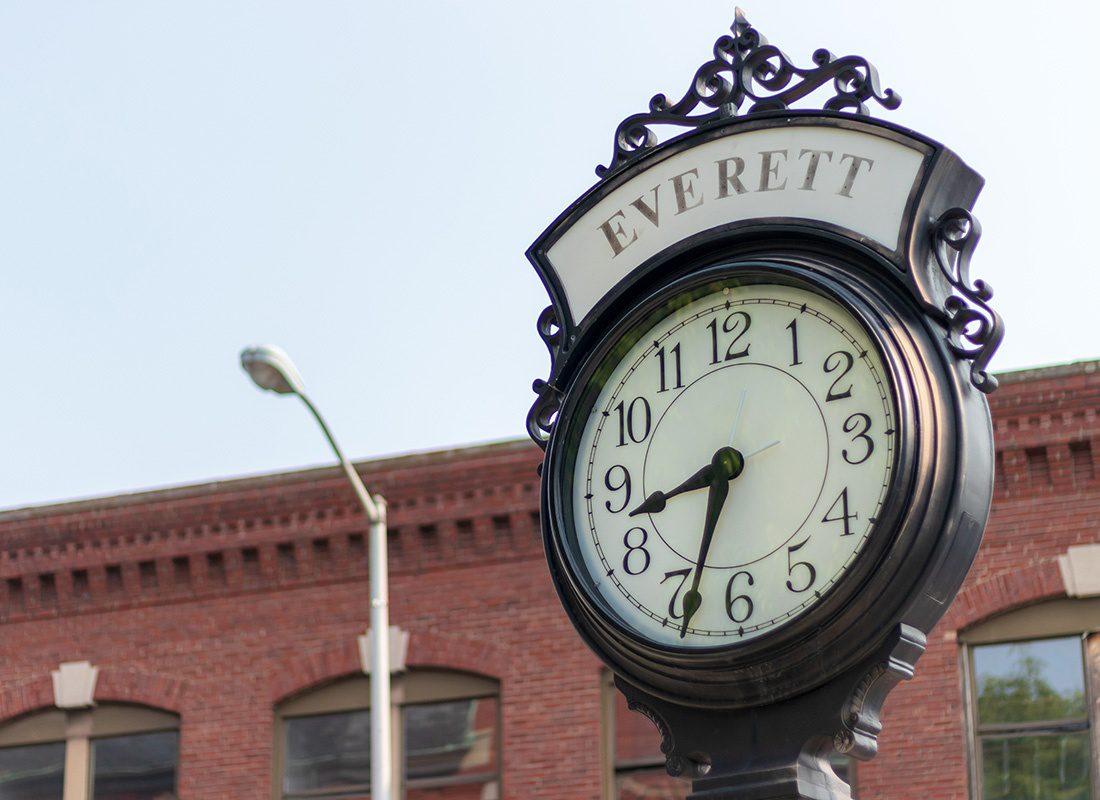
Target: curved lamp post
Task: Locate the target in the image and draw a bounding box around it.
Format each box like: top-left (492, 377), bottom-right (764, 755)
top-left (240, 344), bottom-right (392, 800)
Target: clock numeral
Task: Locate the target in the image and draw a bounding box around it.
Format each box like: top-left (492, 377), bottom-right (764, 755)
top-left (622, 527), bottom-right (651, 576)
top-left (725, 570), bottom-right (755, 623)
top-left (785, 539), bottom-right (817, 593)
top-left (603, 465), bottom-right (632, 513)
top-left (655, 343), bottom-right (683, 393)
top-left (607, 466), bottom-right (633, 517)
top-left (614, 397), bottom-right (652, 446)
top-left (823, 350), bottom-right (854, 401)
top-left (822, 487), bottom-right (858, 536)
top-left (842, 412), bottom-right (875, 465)
top-left (786, 318), bottom-right (802, 366)
top-left (707, 311), bottom-right (752, 365)
top-left (661, 568), bottom-right (692, 619)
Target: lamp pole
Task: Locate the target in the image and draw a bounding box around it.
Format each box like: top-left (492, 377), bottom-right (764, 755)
top-left (240, 344), bottom-right (393, 800)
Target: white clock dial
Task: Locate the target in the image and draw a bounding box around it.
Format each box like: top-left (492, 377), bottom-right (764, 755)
top-left (568, 280), bottom-right (896, 648)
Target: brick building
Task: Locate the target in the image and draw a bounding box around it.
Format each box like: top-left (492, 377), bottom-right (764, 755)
top-left (0, 359), bottom-right (1097, 799)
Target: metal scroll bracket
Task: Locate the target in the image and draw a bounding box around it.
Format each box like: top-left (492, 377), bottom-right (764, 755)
top-left (929, 208), bottom-right (1004, 393)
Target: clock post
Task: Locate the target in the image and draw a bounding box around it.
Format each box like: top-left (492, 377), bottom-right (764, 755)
top-left (525, 11), bottom-right (1003, 800)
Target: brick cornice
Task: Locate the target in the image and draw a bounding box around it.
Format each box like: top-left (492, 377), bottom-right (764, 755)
top-left (993, 359), bottom-right (1100, 386)
top-left (0, 442), bottom-right (544, 624)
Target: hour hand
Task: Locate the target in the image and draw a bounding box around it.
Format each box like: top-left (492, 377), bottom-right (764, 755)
top-left (628, 463), bottom-right (714, 516)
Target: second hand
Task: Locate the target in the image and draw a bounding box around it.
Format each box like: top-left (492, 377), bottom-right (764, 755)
top-left (744, 440), bottom-right (780, 460)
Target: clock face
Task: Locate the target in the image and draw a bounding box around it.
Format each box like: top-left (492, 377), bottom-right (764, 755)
top-left (563, 277), bottom-right (898, 650)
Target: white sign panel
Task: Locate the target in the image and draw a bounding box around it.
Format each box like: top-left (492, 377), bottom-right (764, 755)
top-left (546, 125), bottom-right (926, 325)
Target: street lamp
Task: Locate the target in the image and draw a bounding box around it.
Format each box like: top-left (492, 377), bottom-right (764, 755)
top-left (240, 344), bottom-right (393, 800)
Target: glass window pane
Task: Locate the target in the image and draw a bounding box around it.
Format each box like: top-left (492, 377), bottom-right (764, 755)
top-left (284, 710), bottom-right (370, 797)
top-left (91, 730), bottom-right (178, 800)
top-left (974, 638), bottom-right (1086, 725)
top-left (0, 742), bottom-right (65, 800)
top-left (980, 733), bottom-right (1090, 800)
top-left (405, 698), bottom-right (498, 784)
top-left (828, 754), bottom-right (854, 792)
top-left (616, 768), bottom-right (689, 800)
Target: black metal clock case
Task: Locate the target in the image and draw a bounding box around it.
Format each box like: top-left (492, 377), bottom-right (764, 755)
top-left (545, 243), bottom-right (991, 704)
top-left (525, 12), bottom-right (1003, 795)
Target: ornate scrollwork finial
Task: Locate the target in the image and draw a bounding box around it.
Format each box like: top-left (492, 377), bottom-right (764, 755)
top-left (596, 8), bottom-right (901, 178)
top-left (526, 306), bottom-right (565, 449)
top-left (931, 208), bottom-right (1004, 393)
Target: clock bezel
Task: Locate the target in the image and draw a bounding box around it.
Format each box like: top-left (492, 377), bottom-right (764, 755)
top-left (563, 275), bottom-right (899, 647)
top-left (541, 245), bottom-right (956, 706)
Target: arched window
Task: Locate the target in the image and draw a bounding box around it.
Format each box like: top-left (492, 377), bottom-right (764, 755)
top-left (0, 704), bottom-right (179, 799)
top-left (961, 597), bottom-right (1100, 800)
top-left (274, 669), bottom-right (500, 800)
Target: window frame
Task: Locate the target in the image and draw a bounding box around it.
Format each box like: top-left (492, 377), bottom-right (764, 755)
top-left (273, 668), bottom-right (501, 800)
top-left (960, 597), bottom-right (1100, 800)
top-left (0, 704), bottom-right (180, 800)
top-left (600, 670), bottom-right (680, 800)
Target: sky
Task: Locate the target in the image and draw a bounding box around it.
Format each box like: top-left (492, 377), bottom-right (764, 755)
top-left (1, 1), bottom-right (1097, 510)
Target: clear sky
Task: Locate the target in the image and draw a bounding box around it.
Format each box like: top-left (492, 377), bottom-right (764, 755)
top-left (1, 1), bottom-right (1096, 510)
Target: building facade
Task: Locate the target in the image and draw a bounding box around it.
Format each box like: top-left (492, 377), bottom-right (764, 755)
top-left (0, 360), bottom-right (1097, 799)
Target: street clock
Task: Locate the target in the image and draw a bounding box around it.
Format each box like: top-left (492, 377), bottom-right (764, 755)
top-left (526, 11), bottom-right (1002, 799)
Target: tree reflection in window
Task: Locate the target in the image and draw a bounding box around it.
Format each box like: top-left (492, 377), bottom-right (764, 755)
top-left (973, 637), bottom-right (1090, 800)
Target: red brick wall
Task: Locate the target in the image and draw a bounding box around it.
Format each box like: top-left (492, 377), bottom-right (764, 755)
top-left (0, 442), bottom-right (604, 799)
top-left (857, 361), bottom-right (1100, 799)
top-left (2, 361), bottom-right (1098, 800)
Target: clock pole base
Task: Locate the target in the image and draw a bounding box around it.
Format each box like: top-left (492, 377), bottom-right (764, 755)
top-left (688, 760), bottom-right (850, 800)
top-left (613, 625), bottom-right (927, 800)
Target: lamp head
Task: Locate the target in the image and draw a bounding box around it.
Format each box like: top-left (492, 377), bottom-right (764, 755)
top-left (240, 344), bottom-right (306, 396)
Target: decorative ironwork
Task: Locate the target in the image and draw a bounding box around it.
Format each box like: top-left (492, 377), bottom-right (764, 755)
top-left (833, 729), bottom-right (855, 754)
top-left (840, 624), bottom-right (926, 760)
top-left (526, 306), bottom-right (565, 449)
top-left (623, 693), bottom-right (713, 780)
top-left (931, 208), bottom-right (1004, 393)
top-left (626, 697), bottom-right (683, 776)
top-left (597, 8), bottom-right (901, 178)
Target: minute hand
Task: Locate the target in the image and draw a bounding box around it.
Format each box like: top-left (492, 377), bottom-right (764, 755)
top-left (678, 447), bottom-right (745, 637)
top-left (679, 476), bottom-right (730, 637)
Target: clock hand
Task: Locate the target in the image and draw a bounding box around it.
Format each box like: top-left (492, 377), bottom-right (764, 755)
top-left (628, 463), bottom-right (714, 517)
top-left (727, 389), bottom-right (748, 447)
top-left (680, 447), bottom-right (744, 638)
top-left (679, 479), bottom-right (727, 637)
top-left (629, 442), bottom-right (750, 517)
top-left (630, 441), bottom-right (750, 517)
top-left (744, 439), bottom-right (780, 460)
